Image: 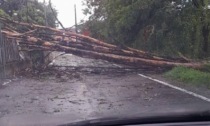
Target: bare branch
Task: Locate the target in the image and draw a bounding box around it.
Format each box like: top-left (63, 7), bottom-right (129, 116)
top-left (49, 0), bottom-right (66, 30)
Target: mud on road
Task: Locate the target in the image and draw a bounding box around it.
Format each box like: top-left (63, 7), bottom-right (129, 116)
top-left (0, 53), bottom-right (210, 125)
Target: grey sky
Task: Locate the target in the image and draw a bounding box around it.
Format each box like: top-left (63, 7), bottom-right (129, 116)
top-left (39, 0), bottom-right (86, 28)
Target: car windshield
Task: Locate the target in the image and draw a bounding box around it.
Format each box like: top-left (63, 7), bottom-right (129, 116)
top-left (0, 0), bottom-right (210, 125)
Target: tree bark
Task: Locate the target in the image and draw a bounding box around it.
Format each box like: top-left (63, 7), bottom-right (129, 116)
top-left (202, 25), bottom-right (209, 55)
top-left (22, 36), bottom-right (205, 69)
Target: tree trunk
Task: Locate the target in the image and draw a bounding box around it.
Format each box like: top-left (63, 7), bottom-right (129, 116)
top-left (202, 25), bottom-right (209, 56)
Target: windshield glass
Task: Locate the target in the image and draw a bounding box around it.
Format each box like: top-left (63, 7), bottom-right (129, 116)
top-left (0, 0), bottom-right (210, 125)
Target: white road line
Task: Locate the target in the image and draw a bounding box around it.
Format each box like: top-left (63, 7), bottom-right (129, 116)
top-left (2, 80), bottom-right (12, 86)
top-left (138, 74), bottom-right (210, 103)
top-left (113, 64), bottom-right (122, 68)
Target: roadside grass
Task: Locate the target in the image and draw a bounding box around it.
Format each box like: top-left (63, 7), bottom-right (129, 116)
top-left (165, 67), bottom-right (210, 88)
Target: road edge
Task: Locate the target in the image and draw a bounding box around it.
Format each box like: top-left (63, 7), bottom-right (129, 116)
top-left (138, 74), bottom-right (210, 103)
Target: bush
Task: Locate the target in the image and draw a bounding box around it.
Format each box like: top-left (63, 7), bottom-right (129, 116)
top-left (165, 67), bottom-right (210, 88)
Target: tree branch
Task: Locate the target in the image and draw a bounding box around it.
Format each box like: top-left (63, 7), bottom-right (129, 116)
top-left (49, 0), bottom-right (66, 30)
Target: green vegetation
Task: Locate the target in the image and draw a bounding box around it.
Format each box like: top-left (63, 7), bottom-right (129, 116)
top-left (165, 67), bottom-right (210, 88)
top-left (82, 0), bottom-right (210, 59)
top-left (0, 0), bottom-right (57, 27)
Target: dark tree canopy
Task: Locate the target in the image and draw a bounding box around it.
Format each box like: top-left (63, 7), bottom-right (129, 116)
top-left (82, 0), bottom-right (210, 58)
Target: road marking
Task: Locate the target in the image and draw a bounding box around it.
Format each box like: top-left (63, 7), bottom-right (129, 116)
top-left (113, 64), bottom-right (122, 68)
top-left (138, 74), bottom-right (210, 103)
top-left (2, 80), bottom-right (12, 86)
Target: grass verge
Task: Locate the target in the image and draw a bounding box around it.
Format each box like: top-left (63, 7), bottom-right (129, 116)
top-left (165, 67), bottom-right (210, 88)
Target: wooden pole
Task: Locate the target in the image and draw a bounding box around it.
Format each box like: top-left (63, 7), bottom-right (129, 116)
top-left (74, 4), bottom-right (78, 33)
top-left (44, 0), bottom-right (48, 26)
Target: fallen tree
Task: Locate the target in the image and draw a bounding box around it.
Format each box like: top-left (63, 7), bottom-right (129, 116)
top-left (0, 17), bottom-right (207, 69)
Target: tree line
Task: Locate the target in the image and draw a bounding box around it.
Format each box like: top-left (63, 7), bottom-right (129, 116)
top-left (82, 0), bottom-right (210, 59)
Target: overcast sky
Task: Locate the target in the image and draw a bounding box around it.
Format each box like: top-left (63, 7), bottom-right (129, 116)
top-left (39, 0), bottom-right (86, 28)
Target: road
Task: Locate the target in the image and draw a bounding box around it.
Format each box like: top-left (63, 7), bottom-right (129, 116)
top-left (0, 53), bottom-right (210, 126)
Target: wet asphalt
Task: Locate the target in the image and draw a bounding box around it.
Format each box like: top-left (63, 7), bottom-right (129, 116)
top-left (0, 53), bottom-right (210, 126)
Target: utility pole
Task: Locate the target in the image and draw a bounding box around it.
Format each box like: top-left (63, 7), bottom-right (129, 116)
top-left (74, 4), bottom-right (78, 42)
top-left (74, 4), bottom-right (78, 33)
top-left (44, 0), bottom-right (48, 26)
